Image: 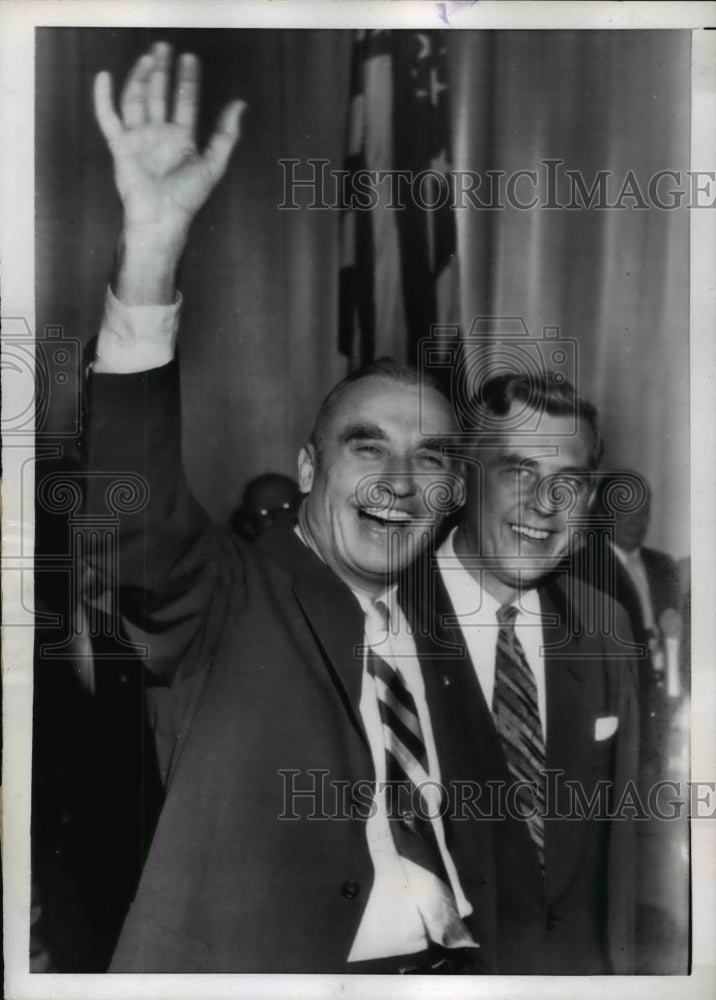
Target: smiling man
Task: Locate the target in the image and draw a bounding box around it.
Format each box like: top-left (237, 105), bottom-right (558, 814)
top-left (454, 374), bottom-right (602, 599)
top-left (409, 372), bottom-right (642, 974)
top-left (297, 365), bottom-right (456, 597)
top-left (82, 44), bottom-right (485, 973)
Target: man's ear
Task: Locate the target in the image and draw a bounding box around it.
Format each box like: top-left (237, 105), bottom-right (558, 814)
top-left (298, 444), bottom-right (315, 494)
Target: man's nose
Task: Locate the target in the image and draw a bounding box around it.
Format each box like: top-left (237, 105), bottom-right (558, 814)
top-left (525, 476), bottom-right (558, 516)
top-left (527, 475), bottom-right (580, 517)
top-left (381, 460), bottom-right (418, 498)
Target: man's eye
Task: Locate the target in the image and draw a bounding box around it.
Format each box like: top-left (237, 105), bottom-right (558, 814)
top-left (354, 443), bottom-right (381, 457)
top-left (553, 475), bottom-right (586, 493)
top-left (507, 464), bottom-right (533, 482)
top-left (417, 452), bottom-right (447, 469)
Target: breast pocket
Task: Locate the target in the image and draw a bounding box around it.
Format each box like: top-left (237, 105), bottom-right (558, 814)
top-left (594, 715), bottom-right (619, 741)
top-left (590, 716), bottom-right (619, 778)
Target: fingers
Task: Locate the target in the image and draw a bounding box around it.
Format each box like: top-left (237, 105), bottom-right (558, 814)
top-left (172, 53), bottom-right (200, 131)
top-left (203, 100), bottom-right (247, 184)
top-left (119, 41), bottom-right (172, 127)
top-left (120, 52), bottom-right (154, 127)
top-left (147, 42), bottom-right (172, 123)
top-left (93, 71), bottom-right (123, 146)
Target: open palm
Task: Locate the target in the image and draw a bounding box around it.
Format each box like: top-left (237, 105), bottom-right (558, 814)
top-left (94, 43), bottom-right (245, 235)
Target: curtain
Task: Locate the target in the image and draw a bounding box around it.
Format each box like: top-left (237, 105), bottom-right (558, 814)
top-left (37, 27), bottom-right (352, 526)
top-left (450, 30), bottom-right (690, 558)
top-left (37, 27), bottom-right (690, 557)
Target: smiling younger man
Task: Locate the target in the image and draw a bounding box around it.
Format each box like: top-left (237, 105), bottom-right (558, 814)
top-left (423, 372), bottom-right (641, 974)
top-left (84, 44), bottom-right (481, 973)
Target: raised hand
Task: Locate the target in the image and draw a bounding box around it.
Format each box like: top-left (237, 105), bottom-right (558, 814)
top-left (93, 42), bottom-right (245, 305)
top-left (94, 41), bottom-right (245, 241)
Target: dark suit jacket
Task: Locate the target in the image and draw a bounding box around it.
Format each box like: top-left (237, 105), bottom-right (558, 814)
top-left (573, 538), bottom-right (680, 649)
top-left (573, 538), bottom-right (684, 765)
top-left (85, 361), bottom-right (491, 973)
top-left (640, 546), bottom-right (682, 623)
top-left (401, 552), bottom-right (641, 974)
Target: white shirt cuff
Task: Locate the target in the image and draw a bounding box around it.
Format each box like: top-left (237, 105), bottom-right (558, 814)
top-left (93, 285), bottom-right (182, 374)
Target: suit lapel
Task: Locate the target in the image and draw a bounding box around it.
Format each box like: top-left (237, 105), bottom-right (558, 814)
top-left (540, 576), bottom-right (596, 903)
top-left (405, 555), bottom-right (544, 895)
top-left (259, 526), bottom-right (370, 753)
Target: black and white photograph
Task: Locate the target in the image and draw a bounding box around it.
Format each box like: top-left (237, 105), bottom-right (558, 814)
top-left (2, 2), bottom-right (715, 998)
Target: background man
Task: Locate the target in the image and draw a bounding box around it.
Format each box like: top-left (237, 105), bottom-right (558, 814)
top-left (230, 473), bottom-right (302, 542)
top-left (83, 42), bottom-right (486, 973)
top-left (405, 373), bottom-right (641, 973)
top-left (588, 471), bottom-right (683, 709)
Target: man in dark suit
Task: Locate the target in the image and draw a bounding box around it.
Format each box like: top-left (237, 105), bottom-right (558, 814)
top-left (404, 373), bottom-right (641, 973)
top-left (83, 42), bottom-right (487, 973)
top-left (574, 471), bottom-right (684, 775)
top-left (585, 471), bottom-right (682, 678)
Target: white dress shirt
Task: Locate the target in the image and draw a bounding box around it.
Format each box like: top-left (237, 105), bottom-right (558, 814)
top-left (436, 528), bottom-right (548, 734)
top-left (94, 286), bottom-right (181, 374)
top-left (346, 586), bottom-right (475, 961)
top-left (295, 521), bottom-right (475, 961)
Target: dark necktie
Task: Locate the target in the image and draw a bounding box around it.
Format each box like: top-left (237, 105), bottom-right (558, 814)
top-left (492, 603), bottom-right (546, 869)
top-left (364, 598), bottom-right (476, 949)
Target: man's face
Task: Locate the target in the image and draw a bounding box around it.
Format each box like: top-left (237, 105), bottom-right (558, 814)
top-left (299, 376), bottom-right (459, 597)
top-left (459, 403), bottom-right (596, 602)
top-left (243, 476), bottom-right (301, 538)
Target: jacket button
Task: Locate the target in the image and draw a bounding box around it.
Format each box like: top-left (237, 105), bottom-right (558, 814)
top-left (341, 880), bottom-right (360, 900)
top-left (546, 916), bottom-right (558, 931)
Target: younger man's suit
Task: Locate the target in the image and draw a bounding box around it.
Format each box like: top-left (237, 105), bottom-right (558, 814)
top-left (403, 551), bottom-right (641, 974)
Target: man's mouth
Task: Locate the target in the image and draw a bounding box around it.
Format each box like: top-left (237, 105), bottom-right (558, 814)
top-left (508, 522), bottom-right (553, 542)
top-left (358, 506), bottom-right (415, 527)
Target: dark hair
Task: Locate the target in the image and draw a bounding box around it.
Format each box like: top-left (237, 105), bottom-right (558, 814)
top-left (467, 371), bottom-right (604, 469)
top-left (309, 356), bottom-right (451, 449)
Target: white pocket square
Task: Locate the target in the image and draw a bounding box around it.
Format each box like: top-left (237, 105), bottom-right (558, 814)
top-left (594, 716), bottom-right (619, 741)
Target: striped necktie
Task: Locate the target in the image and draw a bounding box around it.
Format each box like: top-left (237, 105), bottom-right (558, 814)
top-left (365, 598), bottom-right (476, 949)
top-left (492, 603), bottom-right (546, 869)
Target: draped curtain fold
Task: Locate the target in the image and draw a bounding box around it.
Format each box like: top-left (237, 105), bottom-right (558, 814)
top-left (37, 27), bottom-right (689, 556)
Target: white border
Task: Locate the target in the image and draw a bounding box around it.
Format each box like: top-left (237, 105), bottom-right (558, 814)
top-left (1, 0), bottom-right (715, 29)
top-left (688, 22), bottom-right (716, 985)
top-left (2, 3), bottom-right (715, 999)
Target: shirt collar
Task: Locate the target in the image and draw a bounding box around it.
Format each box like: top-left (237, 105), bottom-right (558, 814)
top-left (611, 540), bottom-right (643, 566)
top-left (439, 527), bottom-right (542, 621)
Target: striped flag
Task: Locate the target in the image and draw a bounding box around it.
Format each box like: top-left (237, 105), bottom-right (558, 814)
top-left (339, 30), bottom-right (458, 367)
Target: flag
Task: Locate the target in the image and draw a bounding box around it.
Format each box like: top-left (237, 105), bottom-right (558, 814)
top-left (338, 30), bottom-right (458, 367)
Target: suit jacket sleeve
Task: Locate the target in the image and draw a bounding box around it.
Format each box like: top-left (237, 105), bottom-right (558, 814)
top-left (84, 359), bottom-right (243, 687)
